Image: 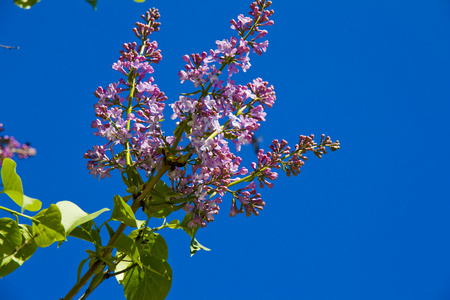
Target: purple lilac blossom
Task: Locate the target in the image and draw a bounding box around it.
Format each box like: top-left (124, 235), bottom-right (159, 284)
top-left (85, 1), bottom-right (339, 229)
top-left (85, 9), bottom-right (167, 179)
top-left (0, 124), bottom-right (36, 165)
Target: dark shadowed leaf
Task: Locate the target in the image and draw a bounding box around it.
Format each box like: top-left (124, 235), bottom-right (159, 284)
top-left (179, 213), bottom-right (199, 238)
top-left (85, 0), bottom-right (97, 10)
top-left (69, 221), bottom-right (102, 247)
top-left (143, 179), bottom-right (186, 219)
top-left (114, 233), bottom-right (140, 262)
top-left (122, 253), bottom-right (172, 300)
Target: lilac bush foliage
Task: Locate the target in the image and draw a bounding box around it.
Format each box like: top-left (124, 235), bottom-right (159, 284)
top-left (0, 124), bottom-right (36, 165)
top-left (85, 0), bottom-right (339, 229)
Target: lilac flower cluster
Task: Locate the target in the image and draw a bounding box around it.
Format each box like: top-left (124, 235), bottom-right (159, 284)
top-left (85, 1), bottom-right (339, 229)
top-left (0, 124), bottom-right (36, 165)
top-left (167, 1), bottom-right (278, 227)
top-left (84, 9), bottom-right (167, 179)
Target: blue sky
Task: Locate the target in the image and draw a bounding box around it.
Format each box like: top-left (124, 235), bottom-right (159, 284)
top-left (1, 0), bottom-right (450, 299)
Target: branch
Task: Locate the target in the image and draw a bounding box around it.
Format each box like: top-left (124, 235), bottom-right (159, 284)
top-left (0, 205), bottom-right (38, 221)
top-left (0, 44), bottom-right (19, 50)
top-left (61, 164), bottom-right (170, 300)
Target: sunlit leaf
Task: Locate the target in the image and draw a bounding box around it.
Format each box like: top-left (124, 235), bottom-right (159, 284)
top-left (0, 158), bottom-right (41, 212)
top-left (32, 204), bottom-right (65, 247)
top-left (0, 222), bottom-right (37, 278)
top-left (190, 237), bottom-right (210, 257)
top-left (167, 219), bottom-right (180, 229)
top-left (111, 195), bottom-right (144, 228)
top-left (115, 254), bottom-right (133, 284)
top-left (56, 200), bottom-right (109, 235)
top-left (0, 218), bottom-right (22, 277)
top-left (0, 218), bottom-right (21, 253)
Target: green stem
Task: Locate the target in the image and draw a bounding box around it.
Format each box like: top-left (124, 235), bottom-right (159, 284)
top-left (243, 15), bottom-right (261, 41)
top-left (107, 262), bottom-right (137, 278)
top-left (206, 103), bottom-right (250, 140)
top-left (171, 120), bottom-right (187, 151)
top-left (210, 143), bottom-right (321, 199)
top-left (0, 205), bottom-right (37, 221)
top-left (124, 45), bottom-right (148, 166)
top-left (125, 75), bottom-right (136, 166)
top-left (61, 165), bottom-right (170, 300)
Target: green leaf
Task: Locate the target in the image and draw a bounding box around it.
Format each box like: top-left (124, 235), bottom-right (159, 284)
top-left (111, 195), bottom-right (144, 228)
top-left (77, 258), bottom-right (90, 283)
top-left (114, 234), bottom-right (140, 263)
top-left (149, 180), bottom-right (185, 203)
top-left (179, 215), bottom-right (209, 256)
top-left (0, 218), bottom-right (22, 277)
top-left (119, 230), bottom-right (172, 299)
top-left (128, 229), bottom-right (169, 261)
top-left (32, 204), bottom-right (65, 247)
top-left (116, 230), bottom-right (169, 286)
top-left (0, 222), bottom-right (37, 278)
top-left (134, 0), bottom-right (145, 2)
top-left (55, 201), bottom-right (109, 235)
top-left (69, 221), bottom-right (102, 246)
top-left (122, 254), bottom-right (172, 300)
top-left (167, 219), bottom-right (180, 229)
top-left (104, 222), bottom-right (115, 239)
top-left (190, 237), bottom-right (210, 257)
top-left (0, 218), bottom-right (22, 253)
top-left (0, 158), bottom-right (41, 212)
top-left (115, 255), bottom-right (134, 284)
top-left (88, 272), bottom-right (103, 292)
top-left (85, 0), bottom-right (97, 10)
top-left (223, 132), bottom-right (238, 140)
top-left (173, 120), bottom-right (187, 138)
top-left (14, 0), bottom-right (40, 9)
top-left (143, 180), bottom-right (186, 219)
top-left (143, 233), bottom-right (168, 261)
top-left (21, 195), bottom-right (41, 212)
top-left (122, 166), bottom-right (144, 188)
top-left (179, 213), bottom-right (199, 238)
top-left (143, 203), bottom-right (185, 219)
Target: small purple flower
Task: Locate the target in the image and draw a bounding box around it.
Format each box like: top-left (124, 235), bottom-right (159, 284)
top-left (0, 124), bottom-right (36, 165)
